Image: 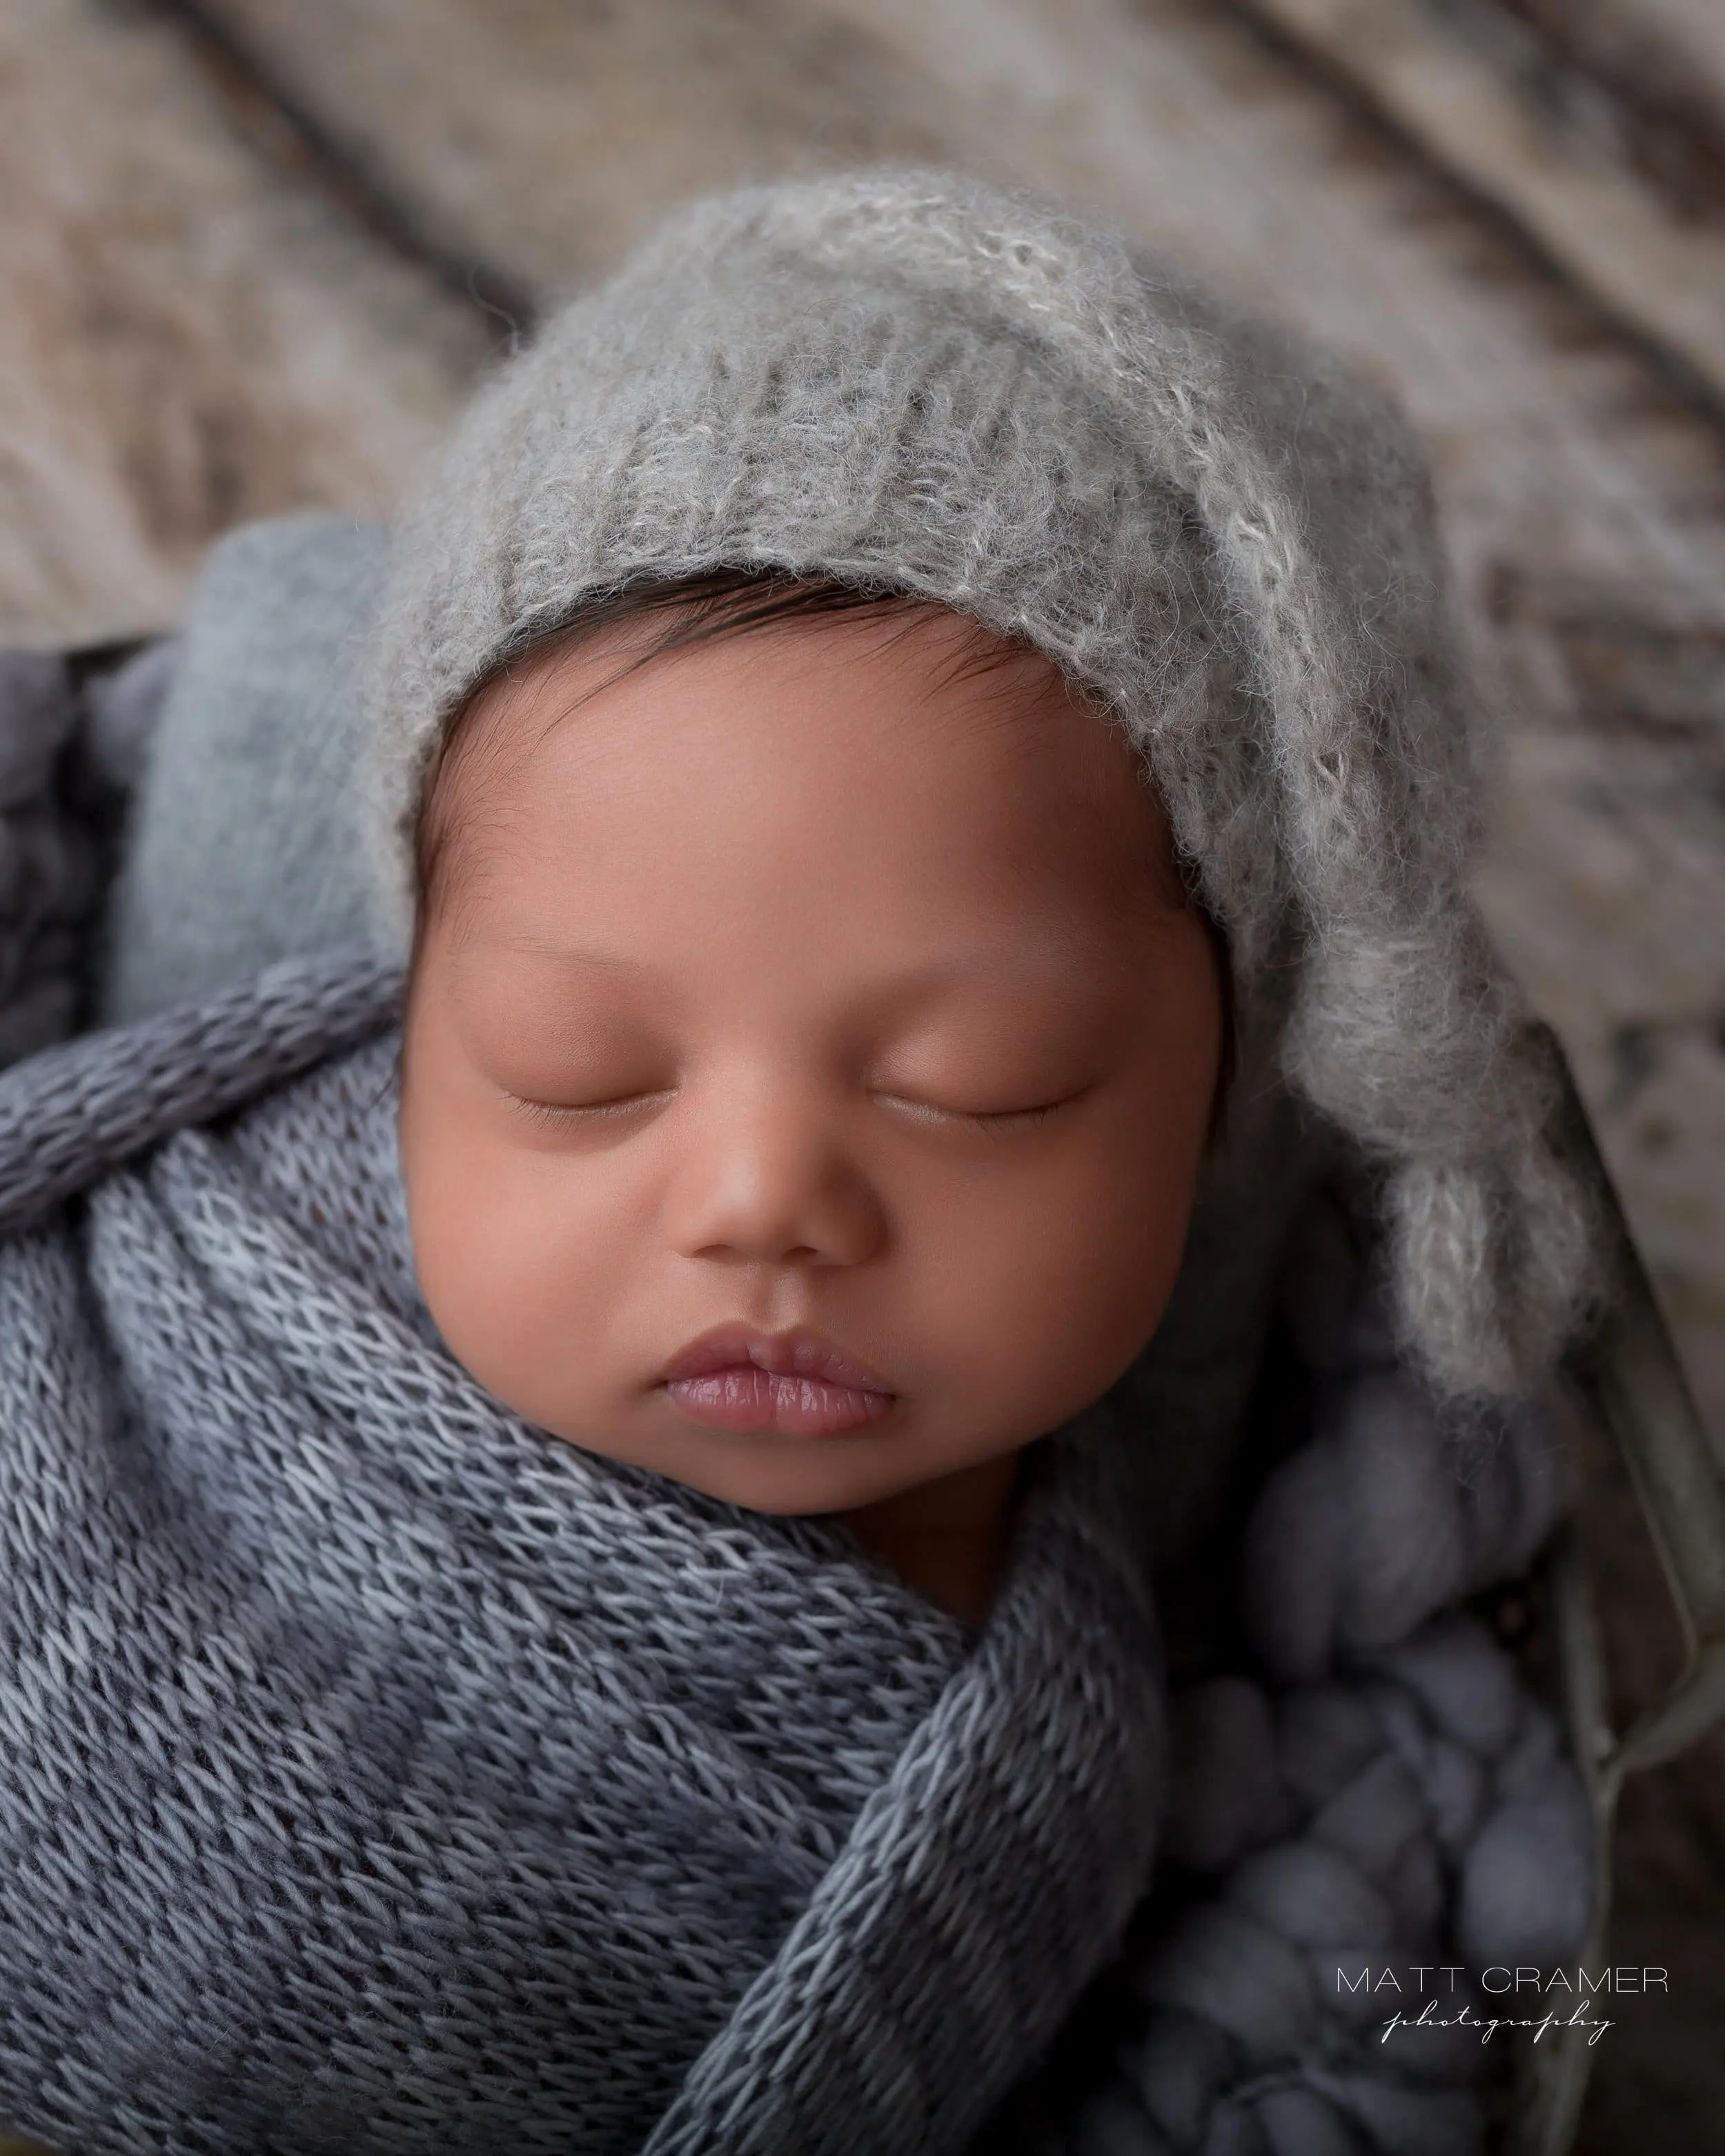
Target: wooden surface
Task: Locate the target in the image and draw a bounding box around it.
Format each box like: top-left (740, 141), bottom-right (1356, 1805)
top-left (3, 1), bottom-right (1722, 2146)
top-left (0, 0), bottom-right (486, 648)
top-left (1245, 0), bottom-right (1725, 408)
top-left (1495, 0), bottom-right (1725, 166)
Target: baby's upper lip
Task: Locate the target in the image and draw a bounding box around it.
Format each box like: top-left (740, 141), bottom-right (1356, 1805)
top-left (658, 1323), bottom-right (895, 1395)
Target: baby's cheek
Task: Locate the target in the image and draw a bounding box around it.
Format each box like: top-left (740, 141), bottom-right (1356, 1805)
top-left (402, 1125), bottom-right (619, 1427)
top-left (900, 1140), bottom-right (1187, 1445)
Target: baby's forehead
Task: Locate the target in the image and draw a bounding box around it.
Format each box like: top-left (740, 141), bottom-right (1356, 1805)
top-left (416, 593), bottom-right (1187, 938)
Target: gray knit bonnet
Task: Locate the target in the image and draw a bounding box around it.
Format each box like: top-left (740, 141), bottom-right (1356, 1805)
top-left (362, 166), bottom-right (1597, 1402)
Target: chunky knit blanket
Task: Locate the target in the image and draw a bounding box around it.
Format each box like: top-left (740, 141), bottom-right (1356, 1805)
top-left (2, 643), bottom-right (1599, 2156)
top-left (0, 946), bottom-right (1168, 2156)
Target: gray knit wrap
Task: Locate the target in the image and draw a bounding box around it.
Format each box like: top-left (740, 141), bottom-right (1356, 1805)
top-left (0, 947), bottom-right (1167, 2156)
top-left (3, 629), bottom-right (1598, 2156)
top-left (362, 166), bottom-right (1598, 1403)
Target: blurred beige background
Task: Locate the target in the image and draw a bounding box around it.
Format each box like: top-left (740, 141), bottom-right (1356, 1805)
top-left (3, 0), bottom-right (1722, 2147)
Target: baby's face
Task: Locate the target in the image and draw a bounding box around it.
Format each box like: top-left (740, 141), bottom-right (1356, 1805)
top-left (398, 604), bottom-right (1223, 1517)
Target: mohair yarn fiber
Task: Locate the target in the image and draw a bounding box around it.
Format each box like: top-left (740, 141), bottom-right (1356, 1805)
top-left (363, 166), bottom-right (1599, 1402)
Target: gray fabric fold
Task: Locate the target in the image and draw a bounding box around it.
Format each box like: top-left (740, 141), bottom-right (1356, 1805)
top-left (97, 514), bottom-right (390, 1027)
top-left (0, 949), bottom-right (1167, 2156)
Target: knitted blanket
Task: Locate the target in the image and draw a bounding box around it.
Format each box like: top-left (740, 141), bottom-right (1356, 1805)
top-left (0, 643), bottom-right (1598, 2156)
top-left (0, 947), bottom-right (1167, 2156)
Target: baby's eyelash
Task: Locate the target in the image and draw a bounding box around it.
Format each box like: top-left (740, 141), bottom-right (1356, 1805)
top-left (880, 1094), bottom-right (1076, 1131)
top-left (972, 1102), bottom-right (1058, 1129)
top-left (508, 1092), bottom-right (669, 1128)
top-left (506, 1090), bottom-right (1076, 1132)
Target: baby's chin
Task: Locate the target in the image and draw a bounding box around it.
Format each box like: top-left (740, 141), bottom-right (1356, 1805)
top-left (541, 1404), bottom-right (994, 1520)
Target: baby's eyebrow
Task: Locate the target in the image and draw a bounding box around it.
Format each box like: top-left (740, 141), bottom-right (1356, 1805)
top-left (491, 935), bottom-right (654, 975)
top-left (440, 936), bottom-right (665, 1011)
top-left (453, 933), bottom-right (1143, 1018)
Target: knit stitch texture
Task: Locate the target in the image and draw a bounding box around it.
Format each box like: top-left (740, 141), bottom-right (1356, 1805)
top-left (362, 166), bottom-right (1601, 1401)
top-left (0, 579), bottom-right (1595, 2156)
top-left (0, 948), bottom-right (1167, 2156)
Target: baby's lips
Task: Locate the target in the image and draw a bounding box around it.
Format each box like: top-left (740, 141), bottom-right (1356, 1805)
top-left (664, 1365), bottom-right (898, 1436)
top-left (658, 1321), bottom-right (896, 1396)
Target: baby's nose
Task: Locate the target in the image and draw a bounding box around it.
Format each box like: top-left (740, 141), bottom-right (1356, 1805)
top-left (662, 1086), bottom-right (886, 1270)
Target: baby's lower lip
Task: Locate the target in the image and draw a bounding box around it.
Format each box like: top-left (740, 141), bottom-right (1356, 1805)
top-left (664, 1366), bottom-right (897, 1436)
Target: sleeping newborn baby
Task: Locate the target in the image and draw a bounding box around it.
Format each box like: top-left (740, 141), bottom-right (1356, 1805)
top-left (397, 573), bottom-right (1225, 1625)
top-left (0, 168), bottom-right (1599, 2156)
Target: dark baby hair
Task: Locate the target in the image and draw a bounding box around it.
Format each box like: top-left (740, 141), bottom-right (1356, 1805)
top-left (413, 566), bottom-right (1016, 937)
